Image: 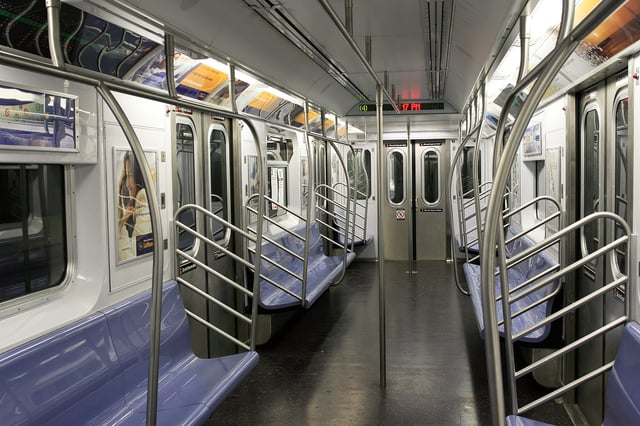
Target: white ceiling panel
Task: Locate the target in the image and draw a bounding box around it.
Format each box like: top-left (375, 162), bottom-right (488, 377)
top-left (99, 0), bottom-right (527, 116)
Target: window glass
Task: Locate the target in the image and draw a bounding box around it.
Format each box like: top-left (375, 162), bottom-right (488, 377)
top-left (209, 128), bottom-right (229, 244)
top-left (423, 151), bottom-right (439, 204)
top-left (614, 96), bottom-right (628, 268)
top-left (0, 164), bottom-right (67, 302)
top-left (176, 122), bottom-right (196, 250)
top-left (387, 151), bottom-right (405, 204)
top-left (461, 146), bottom-right (480, 198)
top-left (347, 149), bottom-right (371, 200)
top-left (582, 108), bottom-right (600, 254)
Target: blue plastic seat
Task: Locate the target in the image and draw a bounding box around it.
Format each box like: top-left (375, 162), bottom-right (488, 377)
top-left (464, 229), bottom-right (559, 343)
top-left (0, 280), bottom-right (258, 425)
top-left (255, 222), bottom-right (349, 310)
top-left (506, 321), bottom-right (640, 426)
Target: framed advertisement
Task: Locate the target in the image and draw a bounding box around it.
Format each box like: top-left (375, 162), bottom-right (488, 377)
top-left (523, 122), bottom-right (543, 160)
top-left (114, 148), bottom-right (158, 264)
top-left (0, 82), bottom-right (78, 151)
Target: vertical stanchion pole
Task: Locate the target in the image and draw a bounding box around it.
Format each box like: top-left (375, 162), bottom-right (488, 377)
top-left (407, 120), bottom-right (415, 274)
top-left (376, 84), bottom-right (386, 387)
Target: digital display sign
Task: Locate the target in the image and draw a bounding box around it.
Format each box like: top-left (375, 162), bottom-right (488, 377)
top-left (357, 101), bottom-right (445, 113)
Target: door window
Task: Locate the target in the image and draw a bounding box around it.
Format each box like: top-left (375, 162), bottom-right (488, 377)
top-left (209, 126), bottom-right (230, 245)
top-left (614, 95), bottom-right (628, 269)
top-left (582, 106), bottom-right (600, 257)
top-left (176, 121), bottom-right (196, 251)
top-left (387, 150), bottom-right (405, 205)
top-left (422, 150), bottom-right (440, 204)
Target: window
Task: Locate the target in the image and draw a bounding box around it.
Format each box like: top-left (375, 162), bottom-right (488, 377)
top-left (423, 150), bottom-right (439, 204)
top-left (614, 95), bottom-right (628, 269)
top-left (461, 146), bottom-right (480, 198)
top-left (347, 148), bottom-right (371, 200)
top-left (0, 165), bottom-right (67, 302)
top-left (176, 121), bottom-right (196, 251)
top-left (582, 107), bottom-right (600, 255)
top-left (387, 150), bottom-right (405, 205)
top-left (209, 127), bottom-right (229, 244)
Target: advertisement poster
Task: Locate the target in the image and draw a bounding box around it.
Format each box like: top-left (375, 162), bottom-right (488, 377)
top-left (523, 122), bottom-right (542, 157)
top-left (114, 148), bottom-right (157, 263)
top-left (0, 84), bottom-right (76, 150)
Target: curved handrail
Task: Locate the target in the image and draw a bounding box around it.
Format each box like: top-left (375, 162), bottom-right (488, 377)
top-left (480, 1), bottom-right (627, 423)
top-left (447, 99), bottom-right (485, 295)
top-left (316, 138), bottom-right (352, 285)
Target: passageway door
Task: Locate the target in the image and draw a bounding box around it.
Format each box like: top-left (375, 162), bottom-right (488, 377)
top-left (413, 140), bottom-right (450, 260)
top-left (381, 139), bottom-right (450, 261)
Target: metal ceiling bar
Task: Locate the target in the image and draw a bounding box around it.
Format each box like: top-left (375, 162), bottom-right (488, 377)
top-left (317, 0), bottom-right (400, 113)
top-left (345, 0), bottom-right (353, 36)
top-left (164, 33), bottom-right (178, 98)
top-left (45, 0), bottom-right (65, 69)
top-left (517, 13), bottom-right (530, 82)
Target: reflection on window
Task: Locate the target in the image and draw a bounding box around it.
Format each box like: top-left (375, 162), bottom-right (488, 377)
top-left (0, 165), bottom-right (67, 302)
top-left (461, 147), bottom-right (480, 198)
top-left (582, 108), bottom-right (600, 254)
top-left (210, 128), bottom-right (229, 244)
top-left (615, 96), bottom-right (628, 269)
top-left (387, 151), bottom-right (405, 204)
top-left (176, 122), bottom-right (196, 251)
top-left (0, 1), bottom-right (159, 75)
top-left (423, 151), bottom-right (439, 204)
top-left (347, 149), bottom-right (371, 200)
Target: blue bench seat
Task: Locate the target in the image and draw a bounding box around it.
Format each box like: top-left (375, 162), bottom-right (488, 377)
top-left (455, 231), bottom-right (480, 255)
top-left (506, 321), bottom-right (640, 426)
top-left (256, 222), bottom-right (353, 310)
top-left (0, 280), bottom-right (258, 425)
top-left (464, 230), bottom-right (559, 343)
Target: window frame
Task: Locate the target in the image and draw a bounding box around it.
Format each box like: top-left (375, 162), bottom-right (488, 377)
top-left (421, 148), bottom-right (441, 205)
top-left (386, 149), bottom-right (406, 206)
top-left (0, 163), bottom-right (71, 306)
top-left (207, 123), bottom-right (232, 247)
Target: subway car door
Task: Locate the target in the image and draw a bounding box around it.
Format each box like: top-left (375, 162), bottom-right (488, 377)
top-left (202, 116), bottom-right (237, 356)
top-left (382, 141), bottom-right (410, 260)
top-left (413, 140), bottom-right (450, 260)
top-left (575, 77), bottom-right (627, 424)
top-left (574, 75), bottom-right (629, 425)
top-left (171, 111), bottom-right (209, 357)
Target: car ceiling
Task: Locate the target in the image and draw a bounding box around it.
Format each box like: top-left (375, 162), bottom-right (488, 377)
top-left (98, 0), bottom-right (527, 121)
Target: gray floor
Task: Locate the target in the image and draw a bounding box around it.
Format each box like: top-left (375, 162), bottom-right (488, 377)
top-left (210, 260), bottom-right (570, 425)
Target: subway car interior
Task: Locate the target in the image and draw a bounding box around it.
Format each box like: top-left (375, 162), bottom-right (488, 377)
top-left (1, 0), bottom-right (640, 424)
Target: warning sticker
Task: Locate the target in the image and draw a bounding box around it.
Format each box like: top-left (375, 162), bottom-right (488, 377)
top-left (396, 209), bottom-right (405, 220)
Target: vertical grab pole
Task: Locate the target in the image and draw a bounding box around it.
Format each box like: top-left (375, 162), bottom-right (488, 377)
top-left (96, 84), bottom-right (164, 426)
top-left (376, 84), bottom-right (386, 387)
top-left (407, 119), bottom-right (415, 273)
